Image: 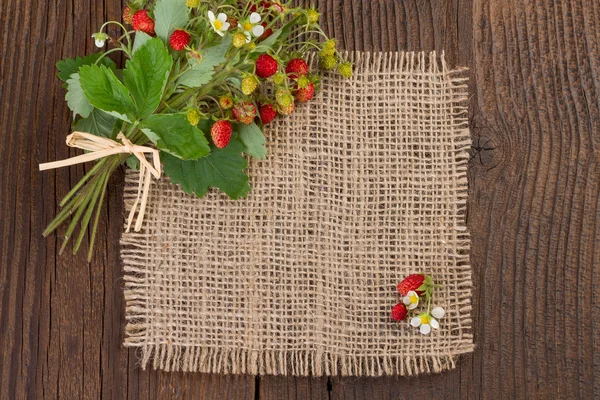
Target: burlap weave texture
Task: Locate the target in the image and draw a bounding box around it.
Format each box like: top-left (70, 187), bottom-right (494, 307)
top-left (121, 51), bottom-right (474, 377)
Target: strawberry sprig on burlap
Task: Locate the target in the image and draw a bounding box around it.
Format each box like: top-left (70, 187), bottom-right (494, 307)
top-left (44, 0), bottom-right (351, 260)
top-left (391, 274), bottom-right (446, 335)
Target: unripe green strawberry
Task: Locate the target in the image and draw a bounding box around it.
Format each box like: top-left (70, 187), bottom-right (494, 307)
top-left (232, 32), bottom-right (247, 48)
top-left (219, 94), bottom-right (233, 110)
top-left (320, 55), bottom-right (337, 70)
top-left (272, 72), bottom-right (287, 85)
top-left (307, 9), bottom-right (320, 24)
top-left (241, 75), bottom-right (259, 95)
top-left (277, 102), bottom-right (295, 115)
top-left (338, 62), bottom-right (353, 79)
top-left (187, 109), bottom-right (202, 126)
top-left (275, 88), bottom-right (293, 107)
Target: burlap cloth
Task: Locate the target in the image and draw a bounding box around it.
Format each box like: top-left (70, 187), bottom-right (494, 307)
top-left (121, 51), bottom-right (474, 377)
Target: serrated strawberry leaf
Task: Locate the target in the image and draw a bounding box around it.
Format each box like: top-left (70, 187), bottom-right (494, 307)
top-left (153, 0), bottom-right (189, 42)
top-left (132, 31), bottom-right (153, 54)
top-left (162, 135), bottom-right (250, 199)
top-left (177, 35), bottom-right (232, 88)
top-left (124, 37), bottom-right (173, 119)
top-left (79, 64), bottom-right (136, 122)
top-left (237, 122), bottom-right (267, 160)
top-left (140, 114), bottom-right (210, 160)
top-left (65, 73), bottom-right (93, 119)
top-left (56, 53), bottom-right (116, 87)
top-left (74, 109), bottom-right (119, 138)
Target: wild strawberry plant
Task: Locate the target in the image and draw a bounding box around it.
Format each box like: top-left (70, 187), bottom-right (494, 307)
top-left (46, 0), bottom-right (351, 259)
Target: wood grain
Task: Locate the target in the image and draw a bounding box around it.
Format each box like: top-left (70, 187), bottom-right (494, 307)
top-left (1, 0), bottom-right (599, 399)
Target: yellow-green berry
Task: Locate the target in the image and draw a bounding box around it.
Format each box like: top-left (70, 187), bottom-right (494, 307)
top-left (187, 109), bottom-right (202, 126)
top-left (320, 47), bottom-right (335, 57)
top-left (320, 55), bottom-right (337, 70)
top-left (338, 62), bottom-right (353, 79)
top-left (323, 39), bottom-right (337, 50)
top-left (296, 76), bottom-right (310, 89)
top-left (185, 0), bottom-right (201, 7)
top-left (232, 32), bottom-right (247, 48)
top-left (307, 9), bottom-right (320, 24)
top-left (272, 72), bottom-right (286, 85)
top-left (247, 42), bottom-right (257, 51)
top-left (219, 94), bottom-right (234, 110)
top-left (275, 88), bottom-right (293, 107)
top-left (241, 75), bottom-right (259, 95)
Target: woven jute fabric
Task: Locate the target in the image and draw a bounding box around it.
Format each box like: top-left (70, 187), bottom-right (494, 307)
top-left (121, 51), bottom-right (473, 377)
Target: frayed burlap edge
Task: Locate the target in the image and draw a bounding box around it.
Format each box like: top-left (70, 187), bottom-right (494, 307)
top-left (121, 50), bottom-right (473, 377)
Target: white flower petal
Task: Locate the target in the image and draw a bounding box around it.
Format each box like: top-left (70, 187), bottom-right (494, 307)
top-left (95, 39), bottom-right (105, 48)
top-left (420, 324), bottom-right (431, 335)
top-left (407, 302), bottom-right (418, 310)
top-left (217, 13), bottom-right (228, 22)
top-left (244, 31), bottom-right (252, 42)
top-left (208, 11), bottom-right (215, 22)
top-left (402, 296), bottom-right (411, 305)
top-left (221, 22), bottom-right (230, 31)
top-left (430, 318), bottom-right (439, 329)
top-left (431, 307), bottom-right (445, 319)
top-left (410, 317), bottom-right (421, 327)
top-left (215, 29), bottom-right (225, 36)
top-left (252, 25), bottom-right (265, 37)
top-left (249, 12), bottom-right (261, 24)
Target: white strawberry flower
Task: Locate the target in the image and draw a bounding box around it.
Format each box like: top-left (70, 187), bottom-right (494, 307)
top-left (410, 307), bottom-right (445, 335)
top-left (92, 32), bottom-right (108, 48)
top-left (208, 11), bottom-right (230, 36)
top-left (240, 12), bottom-right (264, 43)
top-left (402, 290), bottom-right (420, 310)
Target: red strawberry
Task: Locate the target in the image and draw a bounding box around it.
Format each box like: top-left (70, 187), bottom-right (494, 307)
top-left (258, 23), bottom-right (273, 41)
top-left (285, 58), bottom-right (309, 79)
top-left (210, 120), bottom-right (233, 148)
top-left (170, 30), bottom-right (190, 51)
top-left (294, 82), bottom-right (315, 102)
top-left (396, 274), bottom-right (426, 296)
top-left (255, 54), bottom-right (278, 78)
top-left (391, 303), bottom-right (408, 321)
top-left (259, 104), bottom-right (277, 124)
top-left (232, 102), bottom-right (257, 125)
top-left (132, 10), bottom-right (155, 36)
top-left (123, 6), bottom-right (135, 25)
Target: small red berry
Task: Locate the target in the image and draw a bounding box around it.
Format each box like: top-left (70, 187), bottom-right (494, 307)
top-left (259, 104), bottom-right (277, 124)
top-left (258, 23), bottom-right (273, 41)
top-left (285, 58), bottom-right (309, 79)
top-left (210, 120), bottom-right (233, 149)
top-left (232, 102), bottom-right (257, 125)
top-left (255, 54), bottom-right (279, 78)
top-left (123, 6), bottom-right (135, 25)
top-left (132, 10), bottom-right (155, 36)
top-left (396, 274), bottom-right (426, 296)
top-left (391, 303), bottom-right (408, 321)
top-left (170, 29), bottom-right (191, 51)
top-left (294, 82), bottom-right (315, 102)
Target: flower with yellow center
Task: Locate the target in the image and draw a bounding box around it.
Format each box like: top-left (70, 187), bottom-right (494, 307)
top-left (410, 307), bottom-right (445, 335)
top-left (208, 11), bottom-right (230, 36)
top-left (402, 290), bottom-right (420, 310)
top-left (240, 12), bottom-right (264, 43)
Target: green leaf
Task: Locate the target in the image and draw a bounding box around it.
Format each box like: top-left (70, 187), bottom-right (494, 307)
top-left (79, 64), bottom-right (136, 122)
top-left (56, 53), bottom-right (115, 86)
top-left (124, 37), bottom-right (173, 119)
top-left (253, 29), bottom-right (282, 53)
top-left (65, 73), bottom-right (93, 118)
top-left (74, 109), bottom-right (119, 138)
top-left (154, 0), bottom-right (189, 42)
top-left (162, 135), bottom-right (250, 199)
top-left (132, 31), bottom-right (153, 53)
top-left (140, 114), bottom-right (210, 160)
top-left (237, 122), bottom-right (267, 160)
top-left (177, 35), bottom-right (232, 88)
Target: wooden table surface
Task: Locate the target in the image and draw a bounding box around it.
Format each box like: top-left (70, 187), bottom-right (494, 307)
top-left (1, 0), bottom-right (599, 398)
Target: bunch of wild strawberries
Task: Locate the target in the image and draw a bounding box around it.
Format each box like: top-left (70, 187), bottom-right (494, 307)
top-left (117, 0), bottom-right (352, 149)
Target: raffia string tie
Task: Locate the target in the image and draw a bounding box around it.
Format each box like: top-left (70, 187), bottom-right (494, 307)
top-left (39, 131), bottom-right (161, 232)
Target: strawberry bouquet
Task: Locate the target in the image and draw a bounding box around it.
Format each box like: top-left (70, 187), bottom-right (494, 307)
top-left (41, 0), bottom-right (351, 259)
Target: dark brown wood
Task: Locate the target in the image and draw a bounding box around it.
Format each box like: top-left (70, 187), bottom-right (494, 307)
top-left (1, 0), bottom-right (599, 399)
